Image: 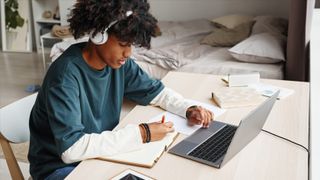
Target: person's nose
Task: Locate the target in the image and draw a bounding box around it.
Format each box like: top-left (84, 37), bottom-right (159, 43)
top-left (123, 46), bottom-right (131, 58)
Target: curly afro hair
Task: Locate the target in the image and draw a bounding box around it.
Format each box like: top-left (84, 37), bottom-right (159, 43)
top-left (68, 0), bottom-right (158, 49)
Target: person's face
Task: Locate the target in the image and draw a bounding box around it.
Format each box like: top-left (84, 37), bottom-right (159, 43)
top-left (96, 34), bottom-right (132, 69)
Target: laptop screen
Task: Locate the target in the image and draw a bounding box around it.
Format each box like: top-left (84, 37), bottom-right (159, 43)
top-left (221, 90), bottom-right (279, 167)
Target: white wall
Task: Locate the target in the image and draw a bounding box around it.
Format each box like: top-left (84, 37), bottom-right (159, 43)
top-left (56, 0), bottom-right (291, 24)
top-left (310, 8), bottom-right (320, 180)
top-left (59, 0), bottom-right (76, 26)
top-left (149, 0), bottom-right (290, 21)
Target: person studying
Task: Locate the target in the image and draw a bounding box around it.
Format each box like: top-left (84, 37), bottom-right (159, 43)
top-left (27, 0), bottom-right (213, 179)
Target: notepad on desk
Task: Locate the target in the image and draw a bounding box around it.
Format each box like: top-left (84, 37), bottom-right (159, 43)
top-left (212, 87), bottom-right (265, 108)
top-left (222, 73), bottom-right (260, 87)
top-left (221, 74), bottom-right (294, 99)
top-left (98, 130), bottom-right (178, 168)
top-left (148, 100), bottom-right (226, 135)
top-left (248, 83), bottom-right (294, 99)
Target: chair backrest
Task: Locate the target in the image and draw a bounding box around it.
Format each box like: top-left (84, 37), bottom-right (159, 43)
top-left (0, 93), bottom-right (37, 143)
top-left (0, 93), bottom-right (37, 180)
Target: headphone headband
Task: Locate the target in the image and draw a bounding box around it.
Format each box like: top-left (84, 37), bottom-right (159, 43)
top-left (126, 10), bottom-right (133, 17)
top-left (90, 10), bottom-right (133, 45)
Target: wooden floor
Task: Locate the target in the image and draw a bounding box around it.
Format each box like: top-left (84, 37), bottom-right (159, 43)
top-left (0, 52), bottom-right (44, 107)
top-left (0, 51), bottom-right (45, 179)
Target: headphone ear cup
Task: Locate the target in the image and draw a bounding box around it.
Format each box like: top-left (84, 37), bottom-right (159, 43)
top-left (89, 31), bottom-right (109, 45)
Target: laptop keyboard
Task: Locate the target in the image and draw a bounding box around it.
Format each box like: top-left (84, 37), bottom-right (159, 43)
top-left (188, 125), bottom-right (237, 163)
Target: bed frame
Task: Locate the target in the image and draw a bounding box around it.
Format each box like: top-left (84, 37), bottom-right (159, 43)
top-left (286, 0), bottom-right (315, 81)
top-left (149, 0), bottom-right (315, 81)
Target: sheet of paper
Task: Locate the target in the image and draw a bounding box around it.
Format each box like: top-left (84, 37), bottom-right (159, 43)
top-left (221, 72), bottom-right (260, 87)
top-left (248, 83), bottom-right (294, 99)
top-left (149, 100), bottom-right (226, 135)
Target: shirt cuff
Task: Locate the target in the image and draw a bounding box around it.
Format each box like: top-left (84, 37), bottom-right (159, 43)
top-left (61, 124), bottom-right (143, 164)
top-left (150, 87), bottom-right (195, 118)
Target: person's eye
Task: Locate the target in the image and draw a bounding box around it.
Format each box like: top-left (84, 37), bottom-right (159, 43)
top-left (119, 42), bottom-right (131, 47)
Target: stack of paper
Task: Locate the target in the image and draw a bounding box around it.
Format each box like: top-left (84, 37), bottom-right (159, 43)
top-left (221, 74), bottom-right (294, 99)
top-left (212, 87), bottom-right (265, 108)
top-left (248, 83), bottom-right (294, 99)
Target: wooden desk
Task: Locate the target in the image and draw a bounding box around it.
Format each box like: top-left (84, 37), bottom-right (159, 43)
top-left (66, 72), bottom-right (309, 180)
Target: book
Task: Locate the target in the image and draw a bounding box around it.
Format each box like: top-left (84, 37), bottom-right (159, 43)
top-left (212, 87), bottom-right (265, 108)
top-left (98, 130), bottom-right (178, 168)
top-left (221, 73), bottom-right (260, 87)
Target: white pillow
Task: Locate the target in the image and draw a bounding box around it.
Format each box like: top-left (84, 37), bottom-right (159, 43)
top-left (211, 14), bottom-right (254, 29)
top-left (229, 33), bottom-right (286, 63)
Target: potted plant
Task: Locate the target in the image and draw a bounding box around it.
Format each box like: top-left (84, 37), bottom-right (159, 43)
top-left (5, 0), bottom-right (25, 30)
top-left (4, 0), bottom-right (25, 49)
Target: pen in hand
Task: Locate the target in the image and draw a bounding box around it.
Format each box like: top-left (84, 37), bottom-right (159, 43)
top-left (161, 115), bottom-right (165, 123)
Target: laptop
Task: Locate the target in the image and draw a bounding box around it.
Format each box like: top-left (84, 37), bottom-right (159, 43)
top-left (168, 90), bottom-right (280, 168)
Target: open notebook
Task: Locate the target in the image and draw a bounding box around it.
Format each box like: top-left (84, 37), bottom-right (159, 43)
top-left (98, 131), bottom-right (178, 168)
top-left (97, 100), bottom-right (223, 167)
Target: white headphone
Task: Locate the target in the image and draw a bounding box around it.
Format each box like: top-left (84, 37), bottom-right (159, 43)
top-left (90, 11), bottom-right (133, 45)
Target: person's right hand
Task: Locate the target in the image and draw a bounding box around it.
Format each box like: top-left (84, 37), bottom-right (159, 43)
top-left (148, 122), bottom-right (174, 141)
top-left (186, 106), bottom-right (213, 128)
top-left (139, 122), bottom-right (174, 143)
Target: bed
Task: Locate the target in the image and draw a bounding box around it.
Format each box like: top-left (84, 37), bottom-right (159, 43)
top-left (146, 0), bottom-right (312, 82)
top-left (132, 18), bottom-right (285, 80)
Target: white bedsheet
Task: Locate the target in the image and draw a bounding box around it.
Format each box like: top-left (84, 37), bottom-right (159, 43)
top-left (178, 48), bottom-right (284, 79)
top-left (136, 47), bottom-right (284, 80)
top-left (133, 19), bottom-right (284, 80)
top-left (133, 34), bottom-right (213, 70)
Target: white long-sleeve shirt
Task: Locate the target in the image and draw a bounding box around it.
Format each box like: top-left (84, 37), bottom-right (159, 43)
top-left (61, 87), bottom-right (194, 163)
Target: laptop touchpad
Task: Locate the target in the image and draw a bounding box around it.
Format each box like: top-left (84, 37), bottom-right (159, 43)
top-left (186, 121), bottom-right (226, 144)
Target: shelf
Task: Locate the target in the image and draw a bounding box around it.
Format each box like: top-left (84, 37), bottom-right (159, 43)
top-left (40, 32), bottom-right (76, 42)
top-left (36, 18), bottom-right (61, 24)
top-left (32, 0), bottom-right (76, 53)
top-left (40, 32), bottom-right (61, 40)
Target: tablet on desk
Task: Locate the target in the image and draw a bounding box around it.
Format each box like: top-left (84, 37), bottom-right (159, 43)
top-left (110, 169), bottom-right (155, 180)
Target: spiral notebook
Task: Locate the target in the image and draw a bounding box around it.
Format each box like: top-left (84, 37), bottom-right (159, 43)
top-left (98, 130), bottom-right (178, 168)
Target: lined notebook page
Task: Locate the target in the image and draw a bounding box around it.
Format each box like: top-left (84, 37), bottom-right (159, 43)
top-left (98, 131), bottom-right (178, 168)
top-left (148, 100), bottom-right (226, 135)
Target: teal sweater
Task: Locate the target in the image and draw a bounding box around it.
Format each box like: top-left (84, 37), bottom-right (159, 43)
top-left (28, 43), bottom-right (164, 180)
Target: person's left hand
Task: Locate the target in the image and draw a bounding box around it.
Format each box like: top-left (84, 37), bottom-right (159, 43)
top-left (186, 106), bottom-right (214, 128)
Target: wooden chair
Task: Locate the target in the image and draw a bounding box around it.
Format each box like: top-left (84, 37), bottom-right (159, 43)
top-left (0, 93), bottom-right (37, 180)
